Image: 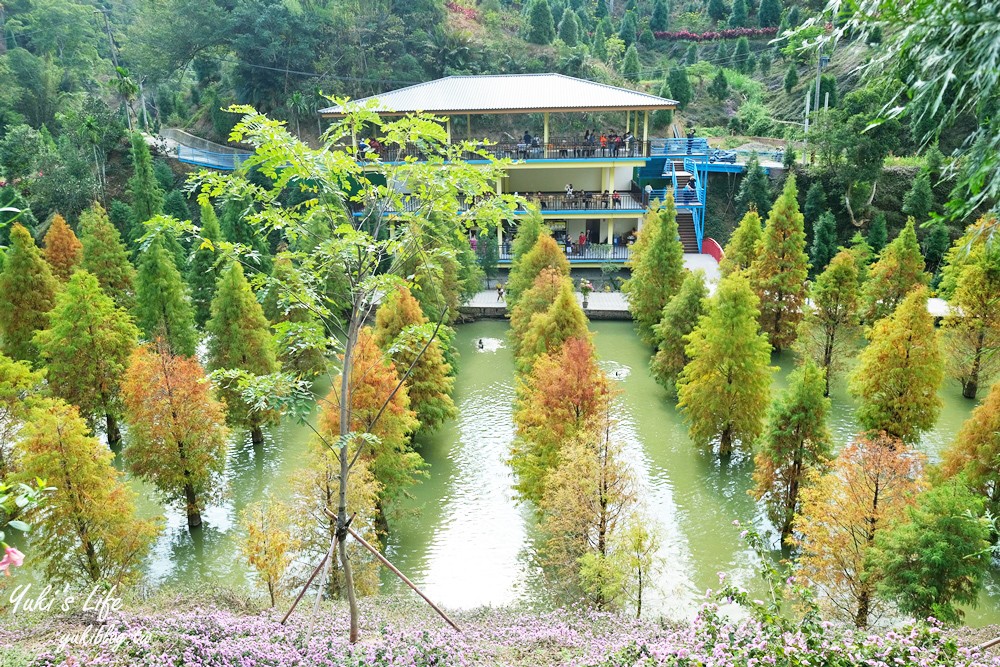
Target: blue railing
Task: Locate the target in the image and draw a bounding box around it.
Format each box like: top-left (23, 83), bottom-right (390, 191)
top-left (650, 137), bottom-right (711, 157)
top-left (692, 207), bottom-right (704, 253)
top-left (177, 145), bottom-right (252, 171)
top-left (682, 157), bottom-right (706, 207)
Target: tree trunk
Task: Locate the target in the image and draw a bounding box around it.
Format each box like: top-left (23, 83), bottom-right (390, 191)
top-left (105, 412), bottom-right (122, 448)
top-left (964, 330), bottom-right (985, 399)
top-left (782, 452), bottom-right (803, 544)
top-left (338, 301), bottom-right (362, 643)
top-left (822, 331), bottom-right (835, 397)
top-left (719, 426), bottom-right (733, 457)
top-left (184, 482), bottom-right (201, 528)
top-left (251, 424), bottom-right (265, 446)
top-left (636, 566), bottom-right (643, 619)
top-left (854, 588), bottom-right (870, 629)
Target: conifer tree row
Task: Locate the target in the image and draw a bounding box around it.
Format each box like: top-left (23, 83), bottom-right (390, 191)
top-left (80, 202), bottom-right (137, 311)
top-left (0, 223), bottom-right (58, 365)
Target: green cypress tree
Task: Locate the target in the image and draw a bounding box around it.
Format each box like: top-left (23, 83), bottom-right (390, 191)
top-left (860, 218), bottom-right (929, 322)
top-left (654, 80), bottom-right (674, 126)
top-left (849, 231), bottom-right (875, 287)
top-left (748, 175), bottom-right (810, 352)
top-left (0, 223), bottom-right (58, 364)
top-left (758, 0), bottom-right (781, 27)
top-left (162, 190), bottom-right (191, 221)
top-left (622, 194), bottom-right (685, 345)
top-left (594, 0), bottom-right (608, 19)
top-left (34, 271), bottom-right (140, 446)
top-left (650, 270), bottom-right (709, 395)
top-left (871, 481), bottom-right (991, 625)
top-left (373, 286), bottom-right (457, 432)
top-left (752, 359), bottom-right (832, 543)
top-left (189, 202), bottom-right (225, 327)
top-left (667, 66), bottom-right (693, 109)
top-left (618, 11), bottom-right (638, 46)
top-left (528, 0), bottom-right (556, 45)
top-left (622, 45), bottom-right (641, 82)
top-left (685, 43), bottom-right (698, 65)
top-left (850, 286), bottom-right (943, 443)
top-left (818, 73), bottom-right (838, 107)
top-left (80, 202), bottom-right (136, 311)
top-left (207, 262), bottom-right (280, 446)
top-left (786, 5), bottom-right (799, 26)
top-left (651, 0), bottom-right (669, 31)
top-left (867, 212), bottom-right (888, 252)
top-left (810, 211), bottom-right (837, 274)
top-left (731, 0), bottom-right (748, 27)
top-left (593, 22), bottom-right (609, 60)
top-left (736, 154), bottom-right (773, 217)
top-left (134, 237), bottom-right (199, 357)
top-left (708, 0), bottom-right (729, 22)
top-left (126, 132), bottom-right (164, 227)
top-left (902, 170), bottom-right (934, 221)
top-left (108, 199), bottom-right (137, 245)
top-left (721, 208), bottom-right (764, 276)
top-left (803, 181), bottom-right (827, 225)
top-left (795, 249), bottom-right (861, 396)
top-left (221, 200), bottom-right (271, 270)
top-left (709, 68), bottom-right (729, 100)
top-left (784, 62), bottom-right (798, 94)
top-left (733, 36), bottom-right (751, 72)
top-left (558, 8), bottom-right (580, 45)
top-left (262, 253), bottom-right (329, 378)
top-left (922, 220), bottom-right (950, 276)
top-left (677, 272), bottom-right (773, 457)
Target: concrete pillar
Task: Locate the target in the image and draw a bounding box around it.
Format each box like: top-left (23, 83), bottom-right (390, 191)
top-left (445, 119), bottom-right (452, 144)
top-left (608, 217), bottom-right (615, 245)
top-left (543, 112), bottom-right (549, 147)
top-left (496, 178), bottom-right (503, 254)
top-left (642, 111), bottom-right (649, 150)
top-left (467, 114), bottom-right (471, 139)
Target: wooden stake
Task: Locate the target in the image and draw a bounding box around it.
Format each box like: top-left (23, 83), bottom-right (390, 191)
top-left (281, 533), bottom-right (338, 625)
top-left (346, 525), bottom-right (462, 633)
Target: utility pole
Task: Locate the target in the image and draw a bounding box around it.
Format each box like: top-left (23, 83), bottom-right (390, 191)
top-left (802, 88), bottom-right (810, 167)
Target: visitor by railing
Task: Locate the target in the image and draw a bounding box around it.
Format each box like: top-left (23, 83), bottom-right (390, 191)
top-left (348, 190), bottom-right (644, 215)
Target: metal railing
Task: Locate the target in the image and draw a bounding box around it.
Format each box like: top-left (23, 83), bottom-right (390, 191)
top-left (176, 145), bottom-right (252, 171)
top-left (650, 137), bottom-right (711, 157)
top-left (360, 139), bottom-right (652, 163)
top-left (349, 191), bottom-right (646, 216)
top-left (500, 243), bottom-right (632, 262)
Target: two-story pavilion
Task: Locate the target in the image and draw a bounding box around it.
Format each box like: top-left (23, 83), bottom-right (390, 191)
top-left (320, 73), bottom-right (713, 265)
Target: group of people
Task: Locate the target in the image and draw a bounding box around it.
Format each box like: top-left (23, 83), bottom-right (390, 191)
top-left (582, 129), bottom-right (637, 157)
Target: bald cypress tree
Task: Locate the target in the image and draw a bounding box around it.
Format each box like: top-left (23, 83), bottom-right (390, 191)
top-left (624, 194), bottom-right (685, 345)
top-left (677, 272), bottom-right (773, 457)
top-left (189, 202), bottom-right (225, 327)
top-left (134, 237), bottom-right (198, 357)
top-left (749, 175), bottom-right (809, 352)
top-left (721, 208), bottom-right (764, 276)
top-left (34, 271), bottom-right (140, 447)
top-left (850, 286), bottom-right (943, 444)
top-left (860, 218), bottom-right (929, 322)
top-left (528, 0), bottom-right (556, 44)
top-left (752, 359), bottom-right (832, 543)
top-left (207, 262), bottom-right (279, 446)
top-left (373, 286), bottom-right (457, 432)
top-left (43, 213), bottom-right (83, 282)
top-left (651, 270), bottom-right (709, 395)
top-left (518, 278), bottom-right (591, 373)
top-left (506, 232), bottom-right (570, 308)
top-left (80, 202), bottom-right (136, 310)
top-left (0, 224), bottom-right (58, 364)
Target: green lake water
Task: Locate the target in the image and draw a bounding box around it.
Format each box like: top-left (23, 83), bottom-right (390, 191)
top-left (19, 320), bottom-right (1000, 625)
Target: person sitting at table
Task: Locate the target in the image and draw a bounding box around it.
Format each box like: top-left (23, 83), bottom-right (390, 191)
top-left (536, 191), bottom-right (546, 209)
top-left (612, 191), bottom-right (621, 208)
top-left (602, 190), bottom-right (611, 208)
top-left (599, 133), bottom-right (608, 156)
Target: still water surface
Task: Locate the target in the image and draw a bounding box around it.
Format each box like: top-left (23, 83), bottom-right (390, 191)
top-left (110, 321), bottom-right (1000, 623)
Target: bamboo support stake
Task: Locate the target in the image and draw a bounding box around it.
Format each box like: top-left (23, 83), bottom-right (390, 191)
top-left (346, 525), bottom-right (462, 633)
top-left (281, 533), bottom-right (339, 625)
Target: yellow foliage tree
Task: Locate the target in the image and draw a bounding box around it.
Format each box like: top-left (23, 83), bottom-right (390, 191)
top-left (240, 496), bottom-right (300, 606)
top-left (42, 214), bottom-right (83, 282)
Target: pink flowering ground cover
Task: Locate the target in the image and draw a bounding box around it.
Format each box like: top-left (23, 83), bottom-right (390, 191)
top-left (3, 595), bottom-right (1000, 666)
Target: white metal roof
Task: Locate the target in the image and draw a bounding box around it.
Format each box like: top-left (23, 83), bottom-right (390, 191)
top-left (319, 74), bottom-right (678, 116)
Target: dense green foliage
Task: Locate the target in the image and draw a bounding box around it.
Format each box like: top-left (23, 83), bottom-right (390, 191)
top-left (0, 224), bottom-right (57, 364)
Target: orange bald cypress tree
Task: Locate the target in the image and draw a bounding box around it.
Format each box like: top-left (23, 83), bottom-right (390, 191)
top-left (511, 336), bottom-right (610, 503)
top-left (319, 328), bottom-right (422, 512)
top-left (794, 432), bottom-right (925, 628)
top-left (43, 214), bottom-right (83, 282)
top-left (509, 267), bottom-right (567, 358)
top-left (505, 233), bottom-right (570, 308)
top-left (373, 286), bottom-right (457, 432)
top-left (122, 342), bottom-right (229, 528)
top-left (14, 399), bottom-right (158, 586)
top-left (939, 381), bottom-right (1000, 517)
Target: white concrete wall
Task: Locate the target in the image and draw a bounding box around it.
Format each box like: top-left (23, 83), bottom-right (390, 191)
top-left (504, 165), bottom-right (636, 194)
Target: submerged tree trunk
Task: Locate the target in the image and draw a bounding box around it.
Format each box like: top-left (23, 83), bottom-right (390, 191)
top-left (251, 424), bottom-right (265, 446)
top-left (964, 329), bottom-right (986, 399)
top-left (184, 482), bottom-right (201, 528)
top-left (106, 412), bottom-right (122, 448)
top-left (719, 425), bottom-right (733, 458)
